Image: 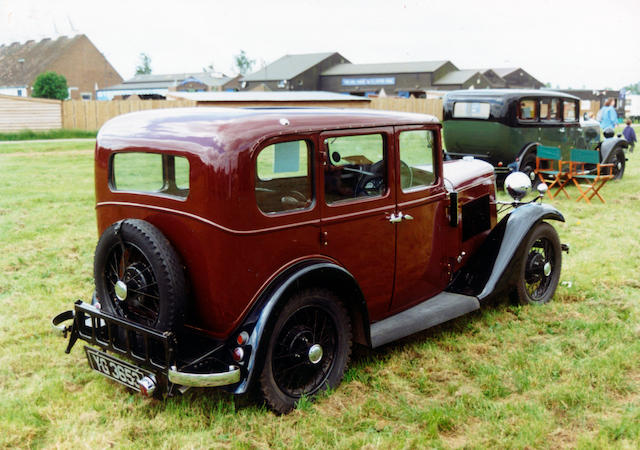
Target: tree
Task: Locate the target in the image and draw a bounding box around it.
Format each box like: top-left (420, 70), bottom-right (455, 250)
top-left (624, 82), bottom-right (640, 95)
top-left (135, 53), bottom-right (152, 75)
top-left (31, 71), bottom-right (68, 100)
top-left (234, 50), bottom-right (255, 75)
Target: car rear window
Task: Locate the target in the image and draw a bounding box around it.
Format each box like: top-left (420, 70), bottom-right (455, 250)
top-left (111, 152), bottom-right (189, 198)
top-left (453, 102), bottom-right (490, 119)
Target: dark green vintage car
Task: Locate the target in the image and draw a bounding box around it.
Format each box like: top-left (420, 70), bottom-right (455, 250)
top-left (443, 89), bottom-right (628, 180)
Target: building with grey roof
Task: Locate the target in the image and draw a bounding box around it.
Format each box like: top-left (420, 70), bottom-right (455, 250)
top-left (431, 69), bottom-right (492, 90)
top-left (487, 68), bottom-right (544, 89)
top-left (240, 52), bottom-right (349, 91)
top-left (97, 72), bottom-right (240, 100)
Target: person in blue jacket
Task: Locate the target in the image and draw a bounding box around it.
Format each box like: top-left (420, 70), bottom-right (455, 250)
top-left (623, 118), bottom-right (636, 153)
top-left (598, 98), bottom-right (618, 131)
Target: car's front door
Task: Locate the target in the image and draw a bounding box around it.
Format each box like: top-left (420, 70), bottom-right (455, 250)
top-left (390, 126), bottom-right (449, 312)
top-left (319, 129), bottom-right (396, 321)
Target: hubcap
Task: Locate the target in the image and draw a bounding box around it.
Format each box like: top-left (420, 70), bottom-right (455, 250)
top-left (543, 262), bottom-right (552, 277)
top-left (308, 344), bottom-right (323, 364)
top-left (114, 280), bottom-right (128, 301)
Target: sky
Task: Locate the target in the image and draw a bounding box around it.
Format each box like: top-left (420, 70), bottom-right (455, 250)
top-left (1, 0), bottom-right (639, 90)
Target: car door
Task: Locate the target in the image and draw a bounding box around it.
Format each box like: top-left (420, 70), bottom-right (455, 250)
top-left (539, 97), bottom-right (567, 151)
top-left (319, 128), bottom-right (396, 321)
top-left (390, 126), bottom-right (449, 312)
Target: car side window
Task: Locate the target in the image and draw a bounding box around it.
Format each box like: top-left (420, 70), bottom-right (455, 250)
top-left (563, 100), bottom-right (578, 122)
top-left (399, 130), bottom-right (436, 191)
top-left (255, 140), bottom-right (312, 214)
top-left (540, 98), bottom-right (560, 121)
top-left (324, 134), bottom-right (385, 204)
top-left (518, 99), bottom-right (538, 121)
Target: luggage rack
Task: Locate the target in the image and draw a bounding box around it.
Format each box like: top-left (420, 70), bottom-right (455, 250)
top-left (54, 300), bottom-right (175, 372)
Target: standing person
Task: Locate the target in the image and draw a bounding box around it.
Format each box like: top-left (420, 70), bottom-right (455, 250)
top-left (598, 98), bottom-right (619, 131)
top-left (623, 118), bottom-right (636, 153)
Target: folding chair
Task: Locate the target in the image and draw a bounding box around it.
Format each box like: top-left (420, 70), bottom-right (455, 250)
top-left (567, 148), bottom-right (614, 203)
top-left (535, 145), bottom-right (569, 199)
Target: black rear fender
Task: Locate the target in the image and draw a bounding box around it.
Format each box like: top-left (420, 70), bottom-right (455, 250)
top-left (233, 260), bottom-right (368, 394)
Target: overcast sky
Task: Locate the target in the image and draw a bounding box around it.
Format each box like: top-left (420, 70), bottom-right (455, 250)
top-left (1, 0), bottom-right (638, 90)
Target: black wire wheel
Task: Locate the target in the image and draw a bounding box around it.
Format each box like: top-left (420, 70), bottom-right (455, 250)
top-left (514, 222), bottom-right (562, 305)
top-left (94, 219), bottom-right (186, 332)
top-left (608, 146), bottom-right (626, 180)
top-left (259, 289), bottom-right (352, 414)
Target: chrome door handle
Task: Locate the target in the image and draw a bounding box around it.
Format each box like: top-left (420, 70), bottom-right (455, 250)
top-left (388, 212), bottom-right (414, 223)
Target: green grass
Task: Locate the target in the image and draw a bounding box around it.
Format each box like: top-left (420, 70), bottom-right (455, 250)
top-left (0, 128), bottom-right (97, 141)
top-left (0, 141), bottom-right (639, 448)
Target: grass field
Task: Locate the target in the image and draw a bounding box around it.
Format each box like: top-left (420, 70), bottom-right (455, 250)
top-left (0, 139), bottom-right (639, 448)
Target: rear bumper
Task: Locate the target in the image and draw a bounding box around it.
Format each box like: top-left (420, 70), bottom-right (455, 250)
top-left (52, 301), bottom-right (242, 393)
top-left (168, 365), bottom-right (241, 387)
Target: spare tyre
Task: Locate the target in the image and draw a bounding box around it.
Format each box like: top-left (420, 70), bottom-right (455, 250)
top-left (94, 219), bottom-right (186, 332)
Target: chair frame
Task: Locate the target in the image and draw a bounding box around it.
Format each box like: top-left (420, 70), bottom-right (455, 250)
top-left (567, 148), bottom-right (614, 203)
top-left (535, 145), bottom-right (569, 199)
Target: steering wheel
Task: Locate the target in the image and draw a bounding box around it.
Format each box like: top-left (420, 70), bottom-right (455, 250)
top-left (400, 160), bottom-right (413, 190)
top-left (354, 160), bottom-right (385, 197)
top-left (280, 190), bottom-right (309, 208)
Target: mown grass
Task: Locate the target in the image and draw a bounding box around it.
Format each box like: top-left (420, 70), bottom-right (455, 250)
top-left (0, 128), bottom-right (97, 141)
top-left (0, 140), bottom-right (638, 448)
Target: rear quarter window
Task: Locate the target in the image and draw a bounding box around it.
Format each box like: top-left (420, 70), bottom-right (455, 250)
top-left (453, 102), bottom-right (491, 119)
top-left (111, 152), bottom-right (190, 198)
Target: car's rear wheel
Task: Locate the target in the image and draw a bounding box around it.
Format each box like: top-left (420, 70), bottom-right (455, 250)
top-left (94, 219), bottom-right (186, 332)
top-left (259, 288), bottom-right (351, 414)
top-left (513, 222), bottom-right (561, 305)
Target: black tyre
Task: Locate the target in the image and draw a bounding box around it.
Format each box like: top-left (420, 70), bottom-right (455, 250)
top-left (259, 288), bottom-right (352, 414)
top-left (520, 152), bottom-right (540, 188)
top-left (514, 222), bottom-right (562, 305)
top-left (94, 219), bottom-right (186, 332)
top-left (607, 147), bottom-right (626, 180)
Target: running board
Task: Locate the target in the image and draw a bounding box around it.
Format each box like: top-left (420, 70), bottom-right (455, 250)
top-left (370, 292), bottom-right (480, 348)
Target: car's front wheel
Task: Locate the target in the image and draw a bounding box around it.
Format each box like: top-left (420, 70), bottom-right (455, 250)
top-left (513, 222), bottom-right (562, 305)
top-left (259, 289), bottom-right (352, 414)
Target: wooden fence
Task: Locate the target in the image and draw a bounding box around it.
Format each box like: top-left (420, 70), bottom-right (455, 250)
top-left (61, 97), bottom-right (444, 130)
top-left (62, 99), bottom-right (196, 130)
top-left (368, 97), bottom-right (443, 120)
top-left (0, 94), bottom-right (61, 132)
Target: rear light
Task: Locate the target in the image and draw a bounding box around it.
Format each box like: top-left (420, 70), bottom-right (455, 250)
top-left (236, 331), bottom-right (249, 345)
top-left (497, 161), bottom-right (503, 167)
top-left (138, 375), bottom-right (156, 397)
top-left (232, 347), bottom-right (245, 362)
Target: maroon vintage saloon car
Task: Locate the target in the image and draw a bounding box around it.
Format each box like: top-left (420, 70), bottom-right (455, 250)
top-left (53, 107), bottom-right (566, 413)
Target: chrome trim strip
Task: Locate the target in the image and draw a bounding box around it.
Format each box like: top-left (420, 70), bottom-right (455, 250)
top-left (168, 365), bottom-right (241, 387)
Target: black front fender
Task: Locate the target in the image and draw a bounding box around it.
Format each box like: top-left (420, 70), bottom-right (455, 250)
top-left (448, 202), bottom-right (564, 300)
top-left (600, 137), bottom-right (628, 162)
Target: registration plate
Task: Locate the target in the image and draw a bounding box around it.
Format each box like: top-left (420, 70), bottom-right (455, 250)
top-left (84, 346), bottom-right (154, 391)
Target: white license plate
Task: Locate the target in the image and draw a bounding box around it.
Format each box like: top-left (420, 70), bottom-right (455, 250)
top-left (84, 346), bottom-right (154, 391)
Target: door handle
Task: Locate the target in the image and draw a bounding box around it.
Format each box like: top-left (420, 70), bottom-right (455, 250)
top-left (388, 212), bottom-right (414, 223)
